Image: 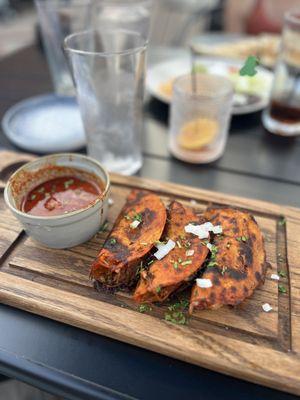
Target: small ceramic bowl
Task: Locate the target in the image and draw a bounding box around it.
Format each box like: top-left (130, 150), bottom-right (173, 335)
top-left (4, 153), bottom-right (110, 249)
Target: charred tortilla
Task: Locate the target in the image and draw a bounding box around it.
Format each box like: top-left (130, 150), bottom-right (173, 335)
top-left (90, 190), bottom-right (166, 288)
top-left (189, 207), bottom-right (267, 313)
top-left (133, 201), bottom-right (209, 303)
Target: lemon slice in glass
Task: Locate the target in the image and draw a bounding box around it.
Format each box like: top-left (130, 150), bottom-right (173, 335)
top-left (177, 117), bottom-right (218, 150)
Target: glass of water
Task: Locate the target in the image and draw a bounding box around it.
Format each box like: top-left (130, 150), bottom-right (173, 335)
top-left (64, 28), bottom-right (147, 175)
top-left (35, 0), bottom-right (94, 96)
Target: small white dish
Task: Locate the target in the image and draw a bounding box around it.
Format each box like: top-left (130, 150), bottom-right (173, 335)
top-left (146, 57), bottom-right (273, 115)
top-left (4, 153), bottom-right (110, 249)
top-left (2, 93), bottom-right (86, 153)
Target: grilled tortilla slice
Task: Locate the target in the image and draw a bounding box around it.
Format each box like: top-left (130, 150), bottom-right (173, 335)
top-left (133, 201), bottom-right (209, 303)
top-left (90, 190), bottom-right (166, 288)
top-left (189, 207), bottom-right (267, 313)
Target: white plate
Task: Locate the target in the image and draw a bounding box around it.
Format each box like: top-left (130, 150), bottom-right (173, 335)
top-left (2, 93), bottom-right (86, 153)
top-left (146, 57), bottom-right (273, 115)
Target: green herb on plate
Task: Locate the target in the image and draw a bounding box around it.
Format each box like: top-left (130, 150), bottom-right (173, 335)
top-left (239, 55), bottom-right (260, 77)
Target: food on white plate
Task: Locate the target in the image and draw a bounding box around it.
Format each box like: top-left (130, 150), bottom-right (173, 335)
top-left (191, 34), bottom-right (280, 68)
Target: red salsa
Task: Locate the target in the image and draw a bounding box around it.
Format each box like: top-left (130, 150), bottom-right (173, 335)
top-left (22, 176), bottom-right (101, 216)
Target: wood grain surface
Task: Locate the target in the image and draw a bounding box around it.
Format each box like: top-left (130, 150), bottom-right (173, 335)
top-left (0, 151), bottom-right (300, 395)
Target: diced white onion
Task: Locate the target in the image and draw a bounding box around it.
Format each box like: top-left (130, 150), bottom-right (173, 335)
top-left (271, 274), bottom-right (280, 281)
top-left (108, 198), bottom-right (114, 206)
top-left (206, 243), bottom-right (212, 251)
top-left (184, 224), bottom-right (209, 239)
top-left (262, 303), bottom-right (272, 312)
top-left (154, 239), bottom-right (175, 260)
top-left (190, 199), bottom-right (197, 206)
top-left (186, 249), bottom-right (194, 257)
top-left (212, 225), bottom-right (222, 234)
top-left (130, 220), bottom-right (140, 229)
top-left (196, 278), bottom-right (213, 288)
top-left (202, 222), bottom-right (214, 231)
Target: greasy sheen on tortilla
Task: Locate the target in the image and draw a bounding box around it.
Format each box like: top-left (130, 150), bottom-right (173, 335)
top-left (189, 207), bottom-right (267, 313)
top-left (90, 190), bottom-right (166, 288)
top-left (133, 201), bottom-right (209, 303)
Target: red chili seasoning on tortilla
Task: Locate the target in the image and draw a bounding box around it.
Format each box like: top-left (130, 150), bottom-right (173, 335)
top-left (22, 176), bottom-right (101, 216)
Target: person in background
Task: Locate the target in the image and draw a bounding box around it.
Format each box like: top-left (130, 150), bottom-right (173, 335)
top-left (224, 0), bottom-right (300, 34)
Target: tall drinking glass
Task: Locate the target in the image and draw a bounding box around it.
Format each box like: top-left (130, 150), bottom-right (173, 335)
top-left (35, 0), bottom-right (94, 96)
top-left (263, 9), bottom-right (300, 136)
top-left (64, 29), bottom-right (147, 175)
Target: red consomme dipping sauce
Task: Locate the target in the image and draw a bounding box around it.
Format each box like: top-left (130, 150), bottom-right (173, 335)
top-left (22, 176), bottom-right (101, 217)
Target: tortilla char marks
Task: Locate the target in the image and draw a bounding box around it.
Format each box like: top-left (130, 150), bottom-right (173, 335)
top-left (189, 207), bottom-right (267, 313)
top-left (133, 201), bottom-right (209, 303)
top-left (90, 190), bottom-right (166, 288)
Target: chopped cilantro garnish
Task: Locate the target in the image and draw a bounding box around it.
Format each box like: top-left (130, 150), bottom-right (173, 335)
top-left (134, 213), bottom-right (143, 222)
top-left (136, 261), bottom-right (145, 277)
top-left (207, 261), bottom-right (218, 268)
top-left (236, 236), bottom-right (248, 242)
top-left (181, 260), bottom-right (192, 266)
top-left (138, 304), bottom-right (152, 313)
top-left (147, 259), bottom-right (154, 266)
top-left (239, 55), bottom-right (260, 77)
top-left (279, 284), bottom-right (287, 294)
top-left (173, 262), bottom-right (179, 270)
top-left (165, 311), bottom-right (186, 325)
top-left (221, 266), bottom-right (228, 275)
top-left (278, 270), bottom-right (287, 278)
top-left (156, 286), bottom-right (161, 293)
top-left (109, 238), bottom-right (116, 245)
top-left (155, 240), bottom-right (166, 245)
top-left (167, 299), bottom-right (189, 312)
top-left (278, 217), bottom-right (286, 226)
top-left (30, 194), bottom-right (36, 200)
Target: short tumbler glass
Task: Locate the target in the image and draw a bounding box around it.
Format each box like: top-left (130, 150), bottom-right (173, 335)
top-left (262, 9), bottom-right (300, 136)
top-left (35, 0), bottom-right (94, 96)
top-left (64, 29), bottom-right (147, 175)
top-left (169, 73), bottom-right (233, 164)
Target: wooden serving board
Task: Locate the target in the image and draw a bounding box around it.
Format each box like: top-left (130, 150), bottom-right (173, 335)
top-left (0, 151), bottom-right (300, 395)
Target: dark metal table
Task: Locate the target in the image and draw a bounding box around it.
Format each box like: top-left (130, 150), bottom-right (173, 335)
top-left (0, 45), bottom-right (298, 400)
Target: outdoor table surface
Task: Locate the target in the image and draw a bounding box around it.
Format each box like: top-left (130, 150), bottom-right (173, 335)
top-left (0, 44), bottom-right (298, 400)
